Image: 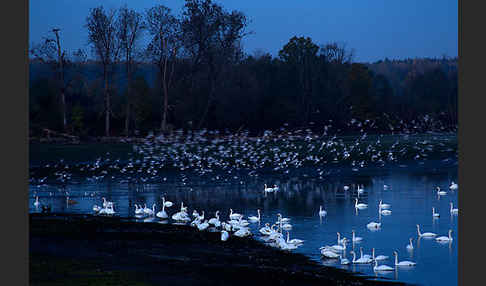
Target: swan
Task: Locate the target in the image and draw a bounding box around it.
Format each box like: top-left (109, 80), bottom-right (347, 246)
top-left (379, 205), bottom-right (392, 215)
top-left (259, 223), bottom-right (272, 235)
top-left (450, 202), bottom-right (458, 215)
top-left (357, 185), bottom-right (364, 194)
top-left (234, 227), bottom-right (251, 238)
top-left (406, 238), bottom-right (414, 250)
top-left (248, 209), bottom-right (261, 223)
top-left (343, 185), bottom-right (350, 191)
top-left (197, 220), bottom-right (210, 231)
top-left (350, 251), bottom-right (372, 264)
top-left (379, 200), bottom-right (391, 209)
top-left (229, 209), bottom-right (243, 220)
top-left (281, 222), bottom-right (292, 231)
top-left (393, 251), bottom-right (416, 266)
top-left (336, 232), bottom-right (346, 245)
top-left (221, 230), bottom-right (229, 241)
top-left (367, 221), bottom-right (382, 229)
top-left (449, 181), bottom-right (458, 190)
top-left (352, 230), bottom-right (363, 243)
top-left (197, 210), bottom-right (205, 221)
top-left (436, 229), bottom-right (453, 242)
top-left (285, 231), bottom-right (304, 245)
top-left (208, 211), bottom-right (221, 227)
top-left (355, 198), bottom-right (368, 209)
top-left (272, 185), bottom-right (280, 192)
top-left (264, 184), bottom-right (274, 193)
top-left (134, 204), bottom-right (144, 215)
top-left (192, 210), bottom-right (200, 218)
top-left (180, 202), bottom-right (188, 212)
top-left (416, 224), bottom-right (437, 237)
top-left (360, 247), bottom-right (372, 260)
top-left (321, 247), bottom-right (340, 258)
top-left (277, 213), bottom-right (291, 223)
top-left (432, 207), bottom-right (440, 218)
top-left (102, 197), bottom-right (109, 208)
top-left (373, 260), bottom-right (394, 272)
top-left (156, 203), bottom-right (168, 219)
top-left (330, 238), bottom-right (347, 252)
top-left (162, 197), bottom-right (173, 208)
top-left (34, 196), bottom-right (40, 208)
top-left (143, 204), bottom-right (155, 216)
top-left (319, 205), bottom-right (327, 217)
top-left (93, 204), bottom-right (101, 212)
top-left (437, 187), bottom-right (447, 195)
top-left (372, 248), bottom-right (389, 261)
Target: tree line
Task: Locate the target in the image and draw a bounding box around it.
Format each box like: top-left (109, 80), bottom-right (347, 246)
top-left (29, 0), bottom-right (457, 138)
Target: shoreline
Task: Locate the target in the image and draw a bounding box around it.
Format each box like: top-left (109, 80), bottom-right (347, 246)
top-left (30, 213), bottom-right (407, 286)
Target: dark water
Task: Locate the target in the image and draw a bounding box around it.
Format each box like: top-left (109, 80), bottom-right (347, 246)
top-left (29, 161), bottom-right (458, 286)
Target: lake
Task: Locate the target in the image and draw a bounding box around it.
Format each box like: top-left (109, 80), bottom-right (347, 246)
top-left (29, 136), bottom-right (458, 286)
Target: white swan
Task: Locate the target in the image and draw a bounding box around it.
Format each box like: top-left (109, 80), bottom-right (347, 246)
top-left (416, 224), bottom-right (437, 237)
top-left (393, 251), bottom-right (416, 266)
top-left (343, 185), bottom-right (350, 191)
top-left (143, 204), bottom-right (155, 216)
top-left (208, 211), bottom-right (221, 227)
top-left (234, 227), bottom-right (251, 238)
top-left (352, 230), bottom-right (363, 242)
top-left (229, 208), bottom-right (243, 220)
top-left (432, 207), bottom-right (440, 218)
top-left (272, 185), bottom-right (280, 192)
top-left (350, 250), bottom-right (372, 264)
top-left (264, 184), bottom-right (274, 193)
top-left (437, 187), bottom-right (447, 195)
top-left (102, 197), bottom-right (109, 208)
top-left (367, 221), bottom-right (382, 229)
top-left (259, 223), bottom-right (272, 236)
top-left (277, 213), bottom-right (291, 223)
top-left (134, 204), bottom-right (144, 215)
top-left (197, 220), bottom-right (210, 231)
top-left (93, 204), bottom-right (101, 212)
top-left (360, 247), bottom-right (372, 260)
top-left (379, 205), bottom-right (392, 215)
top-left (319, 205), bottom-right (327, 217)
top-left (379, 200), bottom-right (391, 209)
top-left (286, 231), bottom-right (304, 245)
top-left (34, 196), bottom-right (40, 208)
top-left (248, 209), bottom-right (261, 223)
top-left (162, 197), bottom-right (173, 208)
top-left (330, 238), bottom-right (347, 252)
top-left (406, 238), bottom-right (414, 251)
top-left (436, 229), bottom-right (453, 242)
top-left (156, 203), bottom-right (168, 219)
top-left (449, 181), bottom-right (458, 190)
top-left (450, 202), bottom-right (458, 215)
top-left (192, 210), bottom-right (200, 218)
top-left (372, 248), bottom-right (389, 261)
top-left (321, 247), bottom-right (340, 258)
top-left (373, 260), bottom-right (394, 272)
top-left (357, 184), bottom-right (364, 194)
top-left (336, 232), bottom-right (346, 245)
top-left (355, 198), bottom-right (368, 209)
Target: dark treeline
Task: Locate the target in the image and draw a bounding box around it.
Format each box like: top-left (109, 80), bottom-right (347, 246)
top-left (29, 0), bottom-right (457, 138)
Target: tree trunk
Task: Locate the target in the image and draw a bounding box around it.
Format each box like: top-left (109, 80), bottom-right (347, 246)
top-left (104, 68), bottom-right (110, 137)
top-left (61, 89), bottom-right (66, 130)
top-left (197, 80), bottom-right (215, 130)
top-left (125, 56), bottom-right (131, 137)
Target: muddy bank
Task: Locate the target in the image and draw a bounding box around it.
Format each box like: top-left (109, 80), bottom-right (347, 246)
top-left (30, 213), bottom-right (407, 286)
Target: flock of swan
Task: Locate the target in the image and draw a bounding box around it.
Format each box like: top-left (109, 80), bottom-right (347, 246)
top-left (69, 179), bottom-right (459, 276)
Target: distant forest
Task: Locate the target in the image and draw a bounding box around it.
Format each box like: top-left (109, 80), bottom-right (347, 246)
top-left (29, 0), bottom-right (457, 138)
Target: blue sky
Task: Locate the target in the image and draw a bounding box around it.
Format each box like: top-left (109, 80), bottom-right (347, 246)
top-left (29, 0), bottom-right (457, 62)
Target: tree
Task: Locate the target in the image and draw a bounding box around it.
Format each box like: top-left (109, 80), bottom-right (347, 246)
top-left (116, 5), bottom-right (145, 136)
top-left (30, 28), bottom-right (69, 131)
top-left (278, 36), bottom-right (319, 124)
top-left (85, 6), bottom-right (120, 136)
top-left (145, 5), bottom-right (181, 133)
top-left (181, 0), bottom-right (248, 129)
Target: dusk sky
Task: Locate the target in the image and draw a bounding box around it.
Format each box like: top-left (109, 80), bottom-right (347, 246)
top-left (29, 0), bottom-right (457, 63)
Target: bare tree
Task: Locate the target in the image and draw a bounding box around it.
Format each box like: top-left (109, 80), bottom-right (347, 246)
top-left (30, 28), bottom-right (69, 131)
top-left (146, 5), bottom-right (181, 133)
top-left (116, 5), bottom-right (144, 136)
top-left (85, 6), bottom-right (120, 137)
top-left (181, 0), bottom-right (248, 129)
